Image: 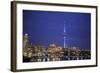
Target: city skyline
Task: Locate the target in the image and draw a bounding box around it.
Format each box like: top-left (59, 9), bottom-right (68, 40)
top-left (23, 10), bottom-right (91, 49)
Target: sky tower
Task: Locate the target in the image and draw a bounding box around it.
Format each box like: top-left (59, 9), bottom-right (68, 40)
top-left (64, 21), bottom-right (67, 48)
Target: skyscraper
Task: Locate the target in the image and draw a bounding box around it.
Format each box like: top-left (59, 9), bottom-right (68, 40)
top-left (23, 33), bottom-right (29, 49)
top-left (64, 21), bottom-right (67, 48)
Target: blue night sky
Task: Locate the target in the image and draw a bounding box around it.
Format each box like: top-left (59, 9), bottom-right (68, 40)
top-left (23, 10), bottom-right (91, 49)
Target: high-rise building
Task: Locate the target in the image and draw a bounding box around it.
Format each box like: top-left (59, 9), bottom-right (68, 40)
top-left (23, 33), bottom-right (32, 58)
top-left (23, 33), bottom-right (29, 49)
top-left (63, 21), bottom-right (67, 48)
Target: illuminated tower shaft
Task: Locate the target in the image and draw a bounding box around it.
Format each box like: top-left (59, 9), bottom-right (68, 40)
top-left (64, 22), bottom-right (66, 48)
